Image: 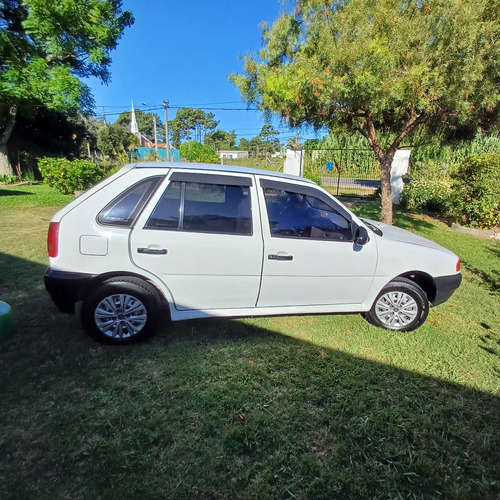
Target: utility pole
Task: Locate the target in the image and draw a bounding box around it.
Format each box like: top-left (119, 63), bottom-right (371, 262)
top-left (153, 115), bottom-right (158, 159)
top-left (163, 100), bottom-right (170, 161)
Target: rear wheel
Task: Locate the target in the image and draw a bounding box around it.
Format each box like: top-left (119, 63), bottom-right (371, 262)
top-left (365, 278), bottom-right (429, 332)
top-left (82, 277), bottom-right (161, 344)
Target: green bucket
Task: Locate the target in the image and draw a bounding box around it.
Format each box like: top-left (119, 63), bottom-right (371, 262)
top-left (0, 301), bottom-right (13, 341)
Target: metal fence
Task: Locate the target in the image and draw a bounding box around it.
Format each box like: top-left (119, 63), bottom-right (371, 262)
top-left (304, 148), bottom-right (380, 198)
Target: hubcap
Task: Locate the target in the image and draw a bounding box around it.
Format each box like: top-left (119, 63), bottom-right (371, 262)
top-left (375, 291), bottom-right (418, 329)
top-left (94, 294), bottom-right (147, 339)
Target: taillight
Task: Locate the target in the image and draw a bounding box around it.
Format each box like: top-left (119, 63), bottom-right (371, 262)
top-left (456, 259), bottom-right (461, 272)
top-left (48, 222), bottom-right (59, 258)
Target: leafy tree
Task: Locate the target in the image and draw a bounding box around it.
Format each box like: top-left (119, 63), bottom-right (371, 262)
top-left (116, 109), bottom-right (163, 140)
top-left (257, 124), bottom-right (280, 153)
top-left (194, 111), bottom-right (218, 143)
top-left (285, 137), bottom-right (301, 149)
top-left (204, 130), bottom-right (237, 150)
top-left (231, 0), bottom-right (500, 224)
top-left (170, 108), bottom-right (219, 146)
top-left (0, 0), bottom-right (133, 175)
top-left (244, 124), bottom-right (281, 156)
top-left (303, 139), bottom-right (320, 150)
top-left (238, 137), bottom-right (251, 152)
top-left (79, 114), bottom-right (101, 158)
top-left (97, 123), bottom-right (134, 159)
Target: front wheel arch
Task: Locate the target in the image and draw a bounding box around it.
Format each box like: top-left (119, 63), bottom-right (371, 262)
top-left (364, 277), bottom-right (429, 332)
top-left (397, 271), bottom-right (436, 304)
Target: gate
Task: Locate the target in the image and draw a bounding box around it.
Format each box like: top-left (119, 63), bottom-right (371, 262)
top-left (304, 148), bottom-right (380, 197)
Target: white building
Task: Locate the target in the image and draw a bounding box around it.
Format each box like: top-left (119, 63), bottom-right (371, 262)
top-left (219, 150), bottom-right (249, 160)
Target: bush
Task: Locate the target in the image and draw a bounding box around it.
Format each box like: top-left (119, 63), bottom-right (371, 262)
top-left (0, 174), bottom-right (19, 185)
top-left (38, 157), bottom-right (106, 194)
top-left (451, 153), bottom-right (500, 228)
top-left (401, 162), bottom-right (453, 213)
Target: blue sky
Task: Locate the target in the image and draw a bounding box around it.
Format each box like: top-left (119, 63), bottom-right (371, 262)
top-left (86, 0), bottom-right (325, 145)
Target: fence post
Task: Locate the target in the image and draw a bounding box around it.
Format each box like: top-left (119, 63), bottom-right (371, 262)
top-left (284, 149), bottom-right (305, 176)
top-left (391, 150), bottom-right (411, 204)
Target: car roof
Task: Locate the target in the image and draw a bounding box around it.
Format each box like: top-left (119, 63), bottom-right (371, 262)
top-left (130, 161), bottom-right (315, 184)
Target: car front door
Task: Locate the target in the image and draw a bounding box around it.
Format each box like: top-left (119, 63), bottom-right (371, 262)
top-left (130, 172), bottom-right (263, 311)
top-left (256, 178), bottom-right (377, 308)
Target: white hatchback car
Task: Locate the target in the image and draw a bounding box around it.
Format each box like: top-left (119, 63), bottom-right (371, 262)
top-left (45, 162), bottom-right (461, 344)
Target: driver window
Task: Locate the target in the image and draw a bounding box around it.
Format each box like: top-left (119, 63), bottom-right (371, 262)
top-left (263, 188), bottom-right (352, 240)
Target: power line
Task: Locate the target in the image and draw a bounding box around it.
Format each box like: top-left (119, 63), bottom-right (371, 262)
top-left (99, 105), bottom-right (259, 118)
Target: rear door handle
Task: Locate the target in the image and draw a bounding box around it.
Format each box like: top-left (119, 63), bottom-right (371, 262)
top-left (137, 247), bottom-right (168, 255)
top-left (268, 253), bottom-right (293, 261)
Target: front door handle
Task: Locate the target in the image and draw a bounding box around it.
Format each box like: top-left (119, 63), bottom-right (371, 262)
top-left (137, 247), bottom-right (168, 255)
top-left (268, 253), bottom-right (293, 261)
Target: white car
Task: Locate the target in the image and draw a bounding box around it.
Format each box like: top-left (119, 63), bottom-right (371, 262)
top-left (44, 162), bottom-right (462, 344)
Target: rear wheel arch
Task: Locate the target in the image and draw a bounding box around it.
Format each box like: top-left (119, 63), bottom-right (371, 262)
top-left (81, 275), bottom-right (167, 344)
top-left (82, 272), bottom-right (170, 311)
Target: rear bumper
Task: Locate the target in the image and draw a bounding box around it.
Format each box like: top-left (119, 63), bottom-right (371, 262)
top-left (432, 273), bottom-right (462, 307)
top-left (44, 269), bottom-right (95, 314)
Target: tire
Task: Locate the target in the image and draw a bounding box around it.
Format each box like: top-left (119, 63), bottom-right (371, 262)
top-left (364, 278), bottom-right (429, 332)
top-left (81, 277), bottom-right (161, 344)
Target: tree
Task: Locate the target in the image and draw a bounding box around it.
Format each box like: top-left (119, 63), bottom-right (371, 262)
top-left (256, 124), bottom-right (281, 153)
top-left (286, 136), bottom-right (301, 149)
top-left (231, 0), bottom-right (500, 224)
top-left (244, 125), bottom-right (281, 156)
top-left (170, 108), bottom-right (219, 146)
top-left (97, 123), bottom-right (134, 159)
top-left (116, 109), bottom-right (163, 140)
top-left (204, 129), bottom-right (237, 150)
top-left (0, 1), bottom-right (133, 175)
top-left (238, 137), bottom-right (251, 153)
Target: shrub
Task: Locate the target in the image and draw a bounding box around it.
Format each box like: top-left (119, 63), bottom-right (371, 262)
top-left (401, 162), bottom-right (453, 213)
top-left (38, 158), bottom-right (106, 194)
top-left (0, 174), bottom-right (19, 185)
top-left (451, 153), bottom-right (500, 229)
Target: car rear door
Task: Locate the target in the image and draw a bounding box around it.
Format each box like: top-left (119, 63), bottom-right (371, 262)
top-left (130, 171), bottom-right (263, 311)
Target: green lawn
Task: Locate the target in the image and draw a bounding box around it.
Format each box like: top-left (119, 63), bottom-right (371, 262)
top-left (0, 185), bottom-right (499, 499)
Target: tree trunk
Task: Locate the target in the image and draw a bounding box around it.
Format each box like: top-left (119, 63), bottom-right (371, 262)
top-left (0, 101), bottom-right (19, 176)
top-left (379, 156), bottom-right (393, 225)
top-left (0, 142), bottom-right (13, 176)
top-left (358, 108), bottom-right (424, 225)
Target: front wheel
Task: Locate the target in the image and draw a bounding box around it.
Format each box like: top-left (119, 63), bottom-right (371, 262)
top-left (364, 278), bottom-right (429, 332)
top-left (81, 277), bottom-right (161, 344)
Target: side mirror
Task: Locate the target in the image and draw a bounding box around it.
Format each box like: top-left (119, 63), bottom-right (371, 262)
top-left (355, 226), bottom-right (369, 246)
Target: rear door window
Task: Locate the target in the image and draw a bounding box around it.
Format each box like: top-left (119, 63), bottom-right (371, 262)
top-left (146, 180), bottom-right (252, 235)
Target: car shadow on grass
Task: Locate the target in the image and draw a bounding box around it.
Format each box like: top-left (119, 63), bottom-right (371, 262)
top-left (0, 252), bottom-right (499, 500)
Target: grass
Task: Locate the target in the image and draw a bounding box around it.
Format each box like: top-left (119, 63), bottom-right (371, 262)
top-left (0, 183), bottom-right (73, 207)
top-left (0, 185), bottom-right (499, 499)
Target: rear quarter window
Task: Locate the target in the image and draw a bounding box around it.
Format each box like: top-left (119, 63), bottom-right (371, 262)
top-left (98, 176), bottom-right (162, 226)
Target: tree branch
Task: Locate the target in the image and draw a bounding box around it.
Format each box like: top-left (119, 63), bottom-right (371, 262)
top-left (387, 109), bottom-right (426, 157)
